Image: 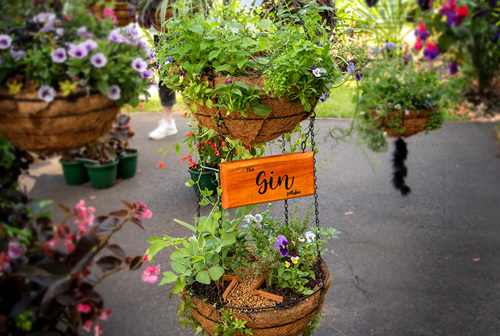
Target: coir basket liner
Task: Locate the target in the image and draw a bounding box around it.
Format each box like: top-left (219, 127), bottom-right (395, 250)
top-left (0, 90), bottom-right (120, 153)
top-left (192, 75), bottom-right (313, 146)
top-left (184, 258), bottom-right (332, 336)
top-left (373, 109), bottom-right (431, 138)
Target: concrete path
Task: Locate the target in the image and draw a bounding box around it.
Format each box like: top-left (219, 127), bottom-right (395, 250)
top-left (19, 113), bottom-right (500, 336)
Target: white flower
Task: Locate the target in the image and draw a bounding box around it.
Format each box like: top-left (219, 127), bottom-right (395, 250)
top-left (38, 85), bottom-right (55, 103)
top-left (108, 85), bottom-right (121, 100)
top-left (254, 214), bottom-right (263, 223)
top-left (304, 231), bottom-right (316, 243)
top-left (299, 236), bottom-right (305, 243)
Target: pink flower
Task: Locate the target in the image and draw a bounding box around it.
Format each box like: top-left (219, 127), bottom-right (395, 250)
top-left (143, 255), bottom-right (149, 262)
top-left (83, 320), bottom-right (93, 332)
top-left (65, 234), bottom-right (76, 253)
top-left (0, 252), bottom-right (10, 275)
top-left (224, 77), bottom-right (233, 84)
top-left (44, 235), bottom-right (60, 255)
top-left (99, 309), bottom-right (111, 320)
top-left (141, 265), bottom-right (160, 284)
top-left (77, 303), bottom-right (92, 314)
top-left (133, 201), bottom-right (152, 218)
top-left (414, 37), bottom-right (423, 50)
top-left (8, 242), bottom-right (22, 259)
top-left (94, 323), bottom-right (103, 336)
top-left (138, 104), bottom-right (143, 110)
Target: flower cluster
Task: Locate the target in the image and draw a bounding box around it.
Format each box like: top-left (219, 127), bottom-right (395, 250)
top-left (0, 2), bottom-right (153, 107)
top-left (439, 0), bottom-right (469, 26)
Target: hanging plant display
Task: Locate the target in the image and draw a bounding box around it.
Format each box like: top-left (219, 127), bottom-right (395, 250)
top-left (156, 3), bottom-right (343, 146)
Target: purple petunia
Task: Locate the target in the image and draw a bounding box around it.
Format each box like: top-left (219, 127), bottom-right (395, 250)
top-left (90, 53), bottom-right (107, 68)
top-left (319, 91), bottom-right (328, 102)
top-left (108, 28), bottom-right (129, 44)
top-left (273, 235), bottom-right (289, 257)
top-left (8, 242), bottom-right (22, 259)
top-left (83, 39), bottom-right (98, 51)
top-left (33, 12), bottom-right (55, 24)
top-left (448, 61), bottom-right (458, 75)
top-left (68, 44), bottom-right (88, 59)
top-left (51, 48), bottom-right (67, 63)
top-left (140, 69), bottom-right (154, 79)
top-left (108, 85), bottom-right (121, 100)
top-left (38, 85), bottom-right (55, 102)
top-left (131, 58), bottom-right (148, 72)
top-left (347, 62), bottom-right (361, 81)
top-left (10, 49), bottom-right (26, 60)
top-left (0, 34), bottom-right (12, 49)
top-left (149, 81), bottom-right (160, 89)
top-left (77, 26), bottom-right (92, 38)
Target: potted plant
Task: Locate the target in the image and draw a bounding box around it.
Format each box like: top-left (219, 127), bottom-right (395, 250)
top-left (0, 0), bottom-right (155, 153)
top-left (110, 114), bottom-right (139, 179)
top-left (1, 142), bottom-right (154, 334)
top-left (156, 2), bottom-right (343, 146)
top-left (145, 204), bottom-right (339, 335)
top-left (59, 148), bottom-right (90, 185)
top-left (82, 135), bottom-right (120, 189)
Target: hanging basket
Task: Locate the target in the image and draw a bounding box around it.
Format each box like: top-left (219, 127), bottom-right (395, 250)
top-left (373, 109), bottom-right (431, 138)
top-left (185, 258), bottom-right (332, 336)
top-left (192, 75), bottom-right (313, 146)
top-left (0, 90), bottom-right (120, 153)
top-left (92, 2), bottom-right (132, 27)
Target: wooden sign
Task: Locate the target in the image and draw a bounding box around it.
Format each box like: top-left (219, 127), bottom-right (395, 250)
top-left (220, 151), bottom-right (315, 209)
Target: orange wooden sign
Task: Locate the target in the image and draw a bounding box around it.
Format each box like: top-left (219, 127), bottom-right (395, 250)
top-left (220, 151), bottom-right (315, 209)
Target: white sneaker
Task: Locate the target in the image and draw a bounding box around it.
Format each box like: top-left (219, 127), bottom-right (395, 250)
top-left (148, 119), bottom-right (177, 140)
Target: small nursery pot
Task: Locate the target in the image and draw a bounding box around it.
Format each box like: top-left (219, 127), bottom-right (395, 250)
top-left (59, 159), bottom-right (89, 185)
top-left (188, 167), bottom-right (218, 196)
top-left (85, 160), bottom-right (119, 189)
top-left (117, 149), bottom-right (139, 179)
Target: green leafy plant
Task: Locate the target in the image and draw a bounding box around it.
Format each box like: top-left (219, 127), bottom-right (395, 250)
top-left (354, 53), bottom-right (446, 152)
top-left (0, 0), bottom-right (153, 107)
top-left (214, 309), bottom-right (253, 336)
top-left (156, 2), bottom-right (343, 116)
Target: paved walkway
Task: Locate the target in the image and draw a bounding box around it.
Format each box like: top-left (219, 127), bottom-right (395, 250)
top-left (20, 114), bottom-right (500, 336)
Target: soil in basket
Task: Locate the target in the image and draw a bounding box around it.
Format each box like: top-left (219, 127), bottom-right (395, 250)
top-left (189, 259), bottom-right (326, 308)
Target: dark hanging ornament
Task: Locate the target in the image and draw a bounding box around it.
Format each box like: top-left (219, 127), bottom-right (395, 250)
top-left (365, 0), bottom-right (379, 7)
top-left (392, 137), bottom-right (411, 196)
top-left (418, 0), bottom-right (433, 10)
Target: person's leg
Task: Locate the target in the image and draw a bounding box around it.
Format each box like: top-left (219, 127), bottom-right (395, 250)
top-left (148, 85), bottom-right (178, 140)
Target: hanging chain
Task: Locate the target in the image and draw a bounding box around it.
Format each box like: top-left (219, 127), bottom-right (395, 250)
top-left (281, 135), bottom-right (289, 226)
top-left (216, 113), bottom-right (224, 307)
top-left (292, 0), bottom-right (313, 42)
top-left (309, 110), bottom-right (321, 256)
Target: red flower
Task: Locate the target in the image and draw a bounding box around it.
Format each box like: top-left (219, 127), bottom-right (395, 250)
top-left (206, 140), bottom-right (211, 145)
top-left (181, 154), bottom-right (192, 163)
top-left (244, 145), bottom-right (250, 150)
top-left (414, 37), bottom-right (423, 50)
top-left (455, 6), bottom-right (468, 17)
top-left (221, 140), bottom-right (226, 147)
top-left (426, 40), bottom-right (438, 51)
top-left (157, 162), bottom-right (165, 169)
top-left (186, 132), bottom-right (195, 137)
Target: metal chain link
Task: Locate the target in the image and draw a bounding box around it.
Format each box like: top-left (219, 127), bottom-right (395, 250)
top-left (281, 135), bottom-right (289, 226)
top-left (216, 113), bottom-right (224, 306)
top-left (291, 0), bottom-right (313, 42)
top-left (309, 110), bottom-right (321, 257)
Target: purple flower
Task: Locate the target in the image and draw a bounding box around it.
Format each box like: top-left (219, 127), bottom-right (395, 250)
top-left (387, 102), bottom-right (392, 106)
top-left (273, 235), bottom-right (289, 257)
top-left (165, 56), bottom-right (173, 64)
top-left (108, 85), bottom-right (121, 100)
top-left (33, 12), bottom-right (55, 24)
top-left (148, 51), bottom-right (156, 61)
top-left (90, 53), bottom-right (107, 68)
top-left (10, 49), bottom-right (26, 60)
top-left (490, 1), bottom-right (498, 8)
top-left (423, 45), bottom-right (439, 61)
top-left (494, 30), bottom-right (499, 43)
top-left (347, 62), bottom-right (356, 77)
top-left (140, 69), bottom-right (154, 78)
top-left (68, 44), bottom-right (88, 59)
top-left (225, 77), bottom-right (233, 84)
top-left (51, 48), bottom-right (67, 63)
top-left (83, 39), bottom-right (98, 51)
top-left (369, 46), bottom-right (379, 55)
top-left (319, 91), bottom-right (328, 102)
top-left (403, 53), bottom-right (412, 63)
top-left (448, 61), bottom-right (458, 75)
top-left (77, 26), bottom-right (92, 38)
top-left (108, 28), bottom-right (129, 44)
top-left (38, 85), bottom-right (55, 102)
top-left (40, 20), bottom-right (54, 33)
top-left (132, 58), bottom-right (148, 72)
top-left (149, 81), bottom-right (159, 89)
top-left (55, 28), bottom-right (64, 36)
top-left (381, 42), bottom-right (397, 52)
top-left (8, 242), bottom-right (21, 259)
top-left (125, 25), bottom-right (140, 41)
top-left (0, 35), bottom-right (12, 49)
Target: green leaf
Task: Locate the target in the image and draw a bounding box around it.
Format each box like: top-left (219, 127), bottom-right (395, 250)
top-left (215, 64), bottom-right (230, 72)
top-left (146, 240), bottom-right (169, 260)
top-left (208, 266), bottom-right (224, 281)
top-left (173, 278), bottom-right (186, 293)
top-left (188, 24), bottom-right (204, 35)
top-left (196, 270), bottom-right (211, 284)
top-left (208, 50), bottom-right (221, 60)
top-left (251, 104), bottom-right (272, 116)
top-left (256, 19), bottom-right (272, 30)
top-left (170, 248), bottom-right (191, 259)
top-left (159, 271), bottom-right (178, 285)
top-left (185, 180), bottom-right (195, 187)
top-left (96, 80), bottom-right (109, 95)
top-left (174, 218), bottom-right (196, 232)
top-left (171, 261), bottom-right (187, 274)
top-left (258, 36), bottom-right (273, 51)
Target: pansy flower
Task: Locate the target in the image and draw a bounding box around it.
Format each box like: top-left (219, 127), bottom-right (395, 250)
top-left (311, 66), bottom-right (327, 77)
top-left (319, 91), bottom-right (328, 102)
top-left (273, 235), bottom-right (288, 257)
